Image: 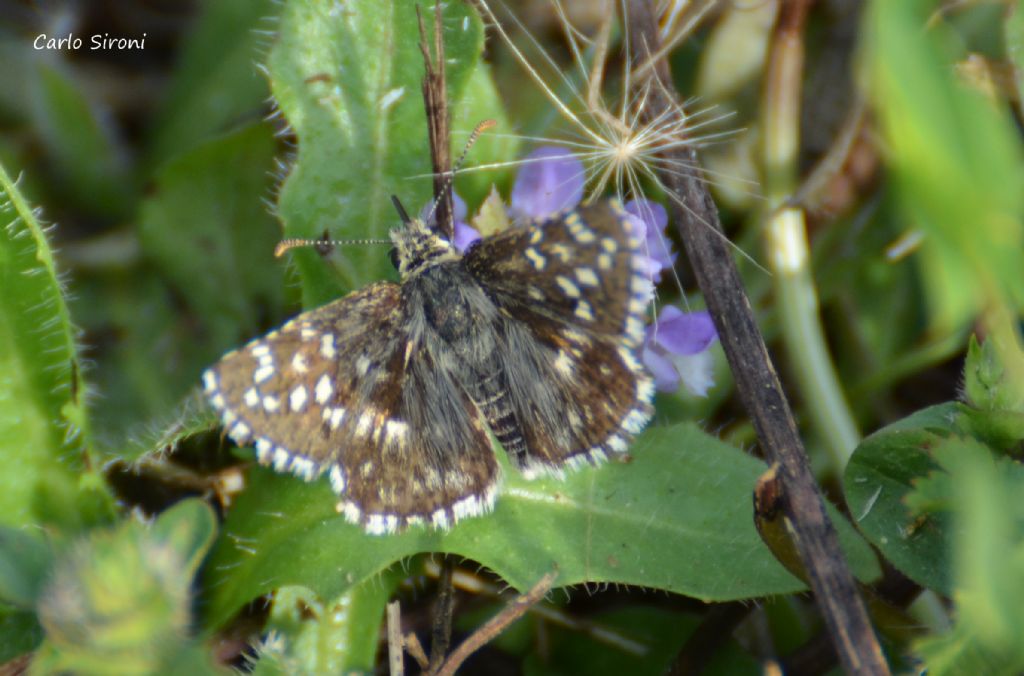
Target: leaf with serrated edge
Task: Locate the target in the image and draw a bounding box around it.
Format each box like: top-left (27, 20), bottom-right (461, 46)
top-left (0, 162), bottom-right (109, 529)
top-left (270, 0), bottom-right (510, 306)
top-left (844, 403), bottom-right (961, 595)
top-left (203, 423), bottom-right (879, 628)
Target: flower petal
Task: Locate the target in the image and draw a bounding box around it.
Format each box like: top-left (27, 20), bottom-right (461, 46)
top-left (625, 199), bottom-right (674, 278)
top-left (453, 221), bottom-right (481, 252)
top-left (510, 147), bottom-right (585, 218)
top-left (672, 350), bottom-right (716, 397)
top-left (642, 341), bottom-right (681, 392)
top-left (651, 307), bottom-right (717, 355)
top-left (419, 192), bottom-right (468, 225)
top-left (625, 199), bottom-right (667, 233)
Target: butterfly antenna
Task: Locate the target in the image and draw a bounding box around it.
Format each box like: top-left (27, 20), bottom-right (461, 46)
top-left (274, 236), bottom-right (391, 258)
top-left (421, 118), bottom-right (497, 227)
top-left (391, 195), bottom-right (412, 224)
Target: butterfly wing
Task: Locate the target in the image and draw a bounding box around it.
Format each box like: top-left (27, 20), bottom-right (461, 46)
top-left (464, 201), bottom-right (654, 476)
top-left (203, 281), bottom-right (498, 533)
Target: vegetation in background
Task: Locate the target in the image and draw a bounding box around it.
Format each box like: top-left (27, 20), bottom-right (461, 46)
top-left (0, 0), bottom-right (1022, 672)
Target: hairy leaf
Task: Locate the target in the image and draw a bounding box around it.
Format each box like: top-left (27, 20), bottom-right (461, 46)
top-left (203, 423), bottom-right (878, 628)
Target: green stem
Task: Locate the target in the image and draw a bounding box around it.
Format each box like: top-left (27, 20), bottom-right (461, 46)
top-left (761, 4), bottom-right (860, 470)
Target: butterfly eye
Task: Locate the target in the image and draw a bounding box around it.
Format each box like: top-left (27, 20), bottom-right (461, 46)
top-left (388, 247), bottom-right (400, 270)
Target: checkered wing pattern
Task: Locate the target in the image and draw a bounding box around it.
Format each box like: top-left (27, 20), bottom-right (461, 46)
top-left (464, 201), bottom-right (654, 476)
top-left (203, 282), bottom-right (498, 534)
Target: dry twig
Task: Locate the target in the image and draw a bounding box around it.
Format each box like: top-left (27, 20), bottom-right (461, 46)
top-left (623, 1), bottom-right (889, 673)
top-left (431, 572), bottom-right (557, 676)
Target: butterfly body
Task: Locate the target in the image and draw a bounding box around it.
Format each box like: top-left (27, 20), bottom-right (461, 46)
top-left (204, 200), bottom-right (654, 534)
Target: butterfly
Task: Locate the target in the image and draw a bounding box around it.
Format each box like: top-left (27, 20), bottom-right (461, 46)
top-left (203, 200), bottom-right (654, 534)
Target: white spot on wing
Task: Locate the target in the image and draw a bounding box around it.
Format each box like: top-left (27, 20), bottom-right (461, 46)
top-left (320, 334), bottom-right (337, 359)
top-left (202, 370), bottom-right (217, 392)
top-left (355, 411), bottom-right (374, 437)
top-left (575, 267), bottom-right (599, 286)
top-left (291, 353), bottom-right (309, 374)
top-left (555, 275), bottom-right (581, 298)
top-left (384, 419), bottom-right (408, 447)
top-left (329, 465), bottom-right (346, 493)
top-left (525, 247), bottom-right (546, 270)
top-left (607, 435), bottom-right (627, 452)
top-left (253, 365), bottom-right (275, 384)
top-left (553, 350), bottom-right (574, 377)
top-left (262, 395), bottom-right (280, 413)
top-left (341, 501), bottom-right (361, 524)
top-left (575, 300), bottom-right (595, 322)
top-left (431, 508), bottom-right (450, 530)
top-left (291, 456), bottom-right (316, 481)
top-left (244, 388), bottom-right (259, 408)
top-left (289, 385), bottom-right (308, 412)
top-left (255, 438), bottom-right (272, 463)
top-left (315, 373), bottom-right (333, 404)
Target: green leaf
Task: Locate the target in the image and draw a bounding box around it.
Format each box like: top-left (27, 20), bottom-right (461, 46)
top-left (963, 335), bottom-right (1024, 412)
top-left (865, 0), bottom-right (1024, 333)
top-left (913, 440), bottom-right (1024, 675)
top-left (262, 573), bottom-right (399, 674)
top-left (90, 123), bottom-right (283, 456)
top-left (151, 499), bottom-right (219, 582)
top-left (148, 0), bottom-right (278, 165)
top-left (29, 64), bottom-right (135, 219)
top-left (0, 528), bottom-right (52, 608)
top-left (82, 276), bottom-right (199, 450)
top-left (32, 500), bottom-right (220, 676)
top-left (0, 162), bottom-right (112, 530)
top-left (140, 122), bottom-right (285, 356)
top-left (269, 0), bottom-right (509, 306)
top-left (958, 336), bottom-right (1024, 448)
top-left (117, 389), bottom-right (219, 462)
top-left (203, 423), bottom-right (878, 629)
top-left (1004, 0), bottom-right (1024, 103)
top-left (844, 403), bottom-right (961, 595)
top-left (0, 606), bottom-right (42, 663)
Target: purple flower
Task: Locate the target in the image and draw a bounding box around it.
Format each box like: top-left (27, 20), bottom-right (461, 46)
top-left (453, 221), bottom-right (481, 251)
top-left (510, 147), bottom-right (586, 218)
top-left (624, 199), bottom-right (676, 283)
top-left (642, 306), bottom-right (718, 395)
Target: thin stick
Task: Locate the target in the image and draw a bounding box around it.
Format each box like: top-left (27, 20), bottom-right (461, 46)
top-left (404, 632), bottom-right (431, 670)
top-left (418, 3), bottom-right (454, 239)
top-left (387, 600), bottom-right (404, 676)
top-left (428, 556), bottom-right (456, 672)
top-left (668, 602), bottom-right (754, 676)
top-left (622, 2), bottom-right (889, 674)
top-left (432, 572), bottom-right (556, 676)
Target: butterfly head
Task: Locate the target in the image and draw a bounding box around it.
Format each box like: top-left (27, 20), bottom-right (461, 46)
top-left (389, 217), bottom-right (460, 278)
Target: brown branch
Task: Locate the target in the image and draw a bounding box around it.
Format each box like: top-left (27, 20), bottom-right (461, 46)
top-left (417, 2), bottom-right (454, 239)
top-left (404, 631), bottom-right (431, 671)
top-left (623, 1), bottom-right (889, 674)
top-left (428, 555), bottom-right (457, 671)
top-left (431, 572), bottom-right (556, 676)
top-left (668, 601), bottom-right (754, 676)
